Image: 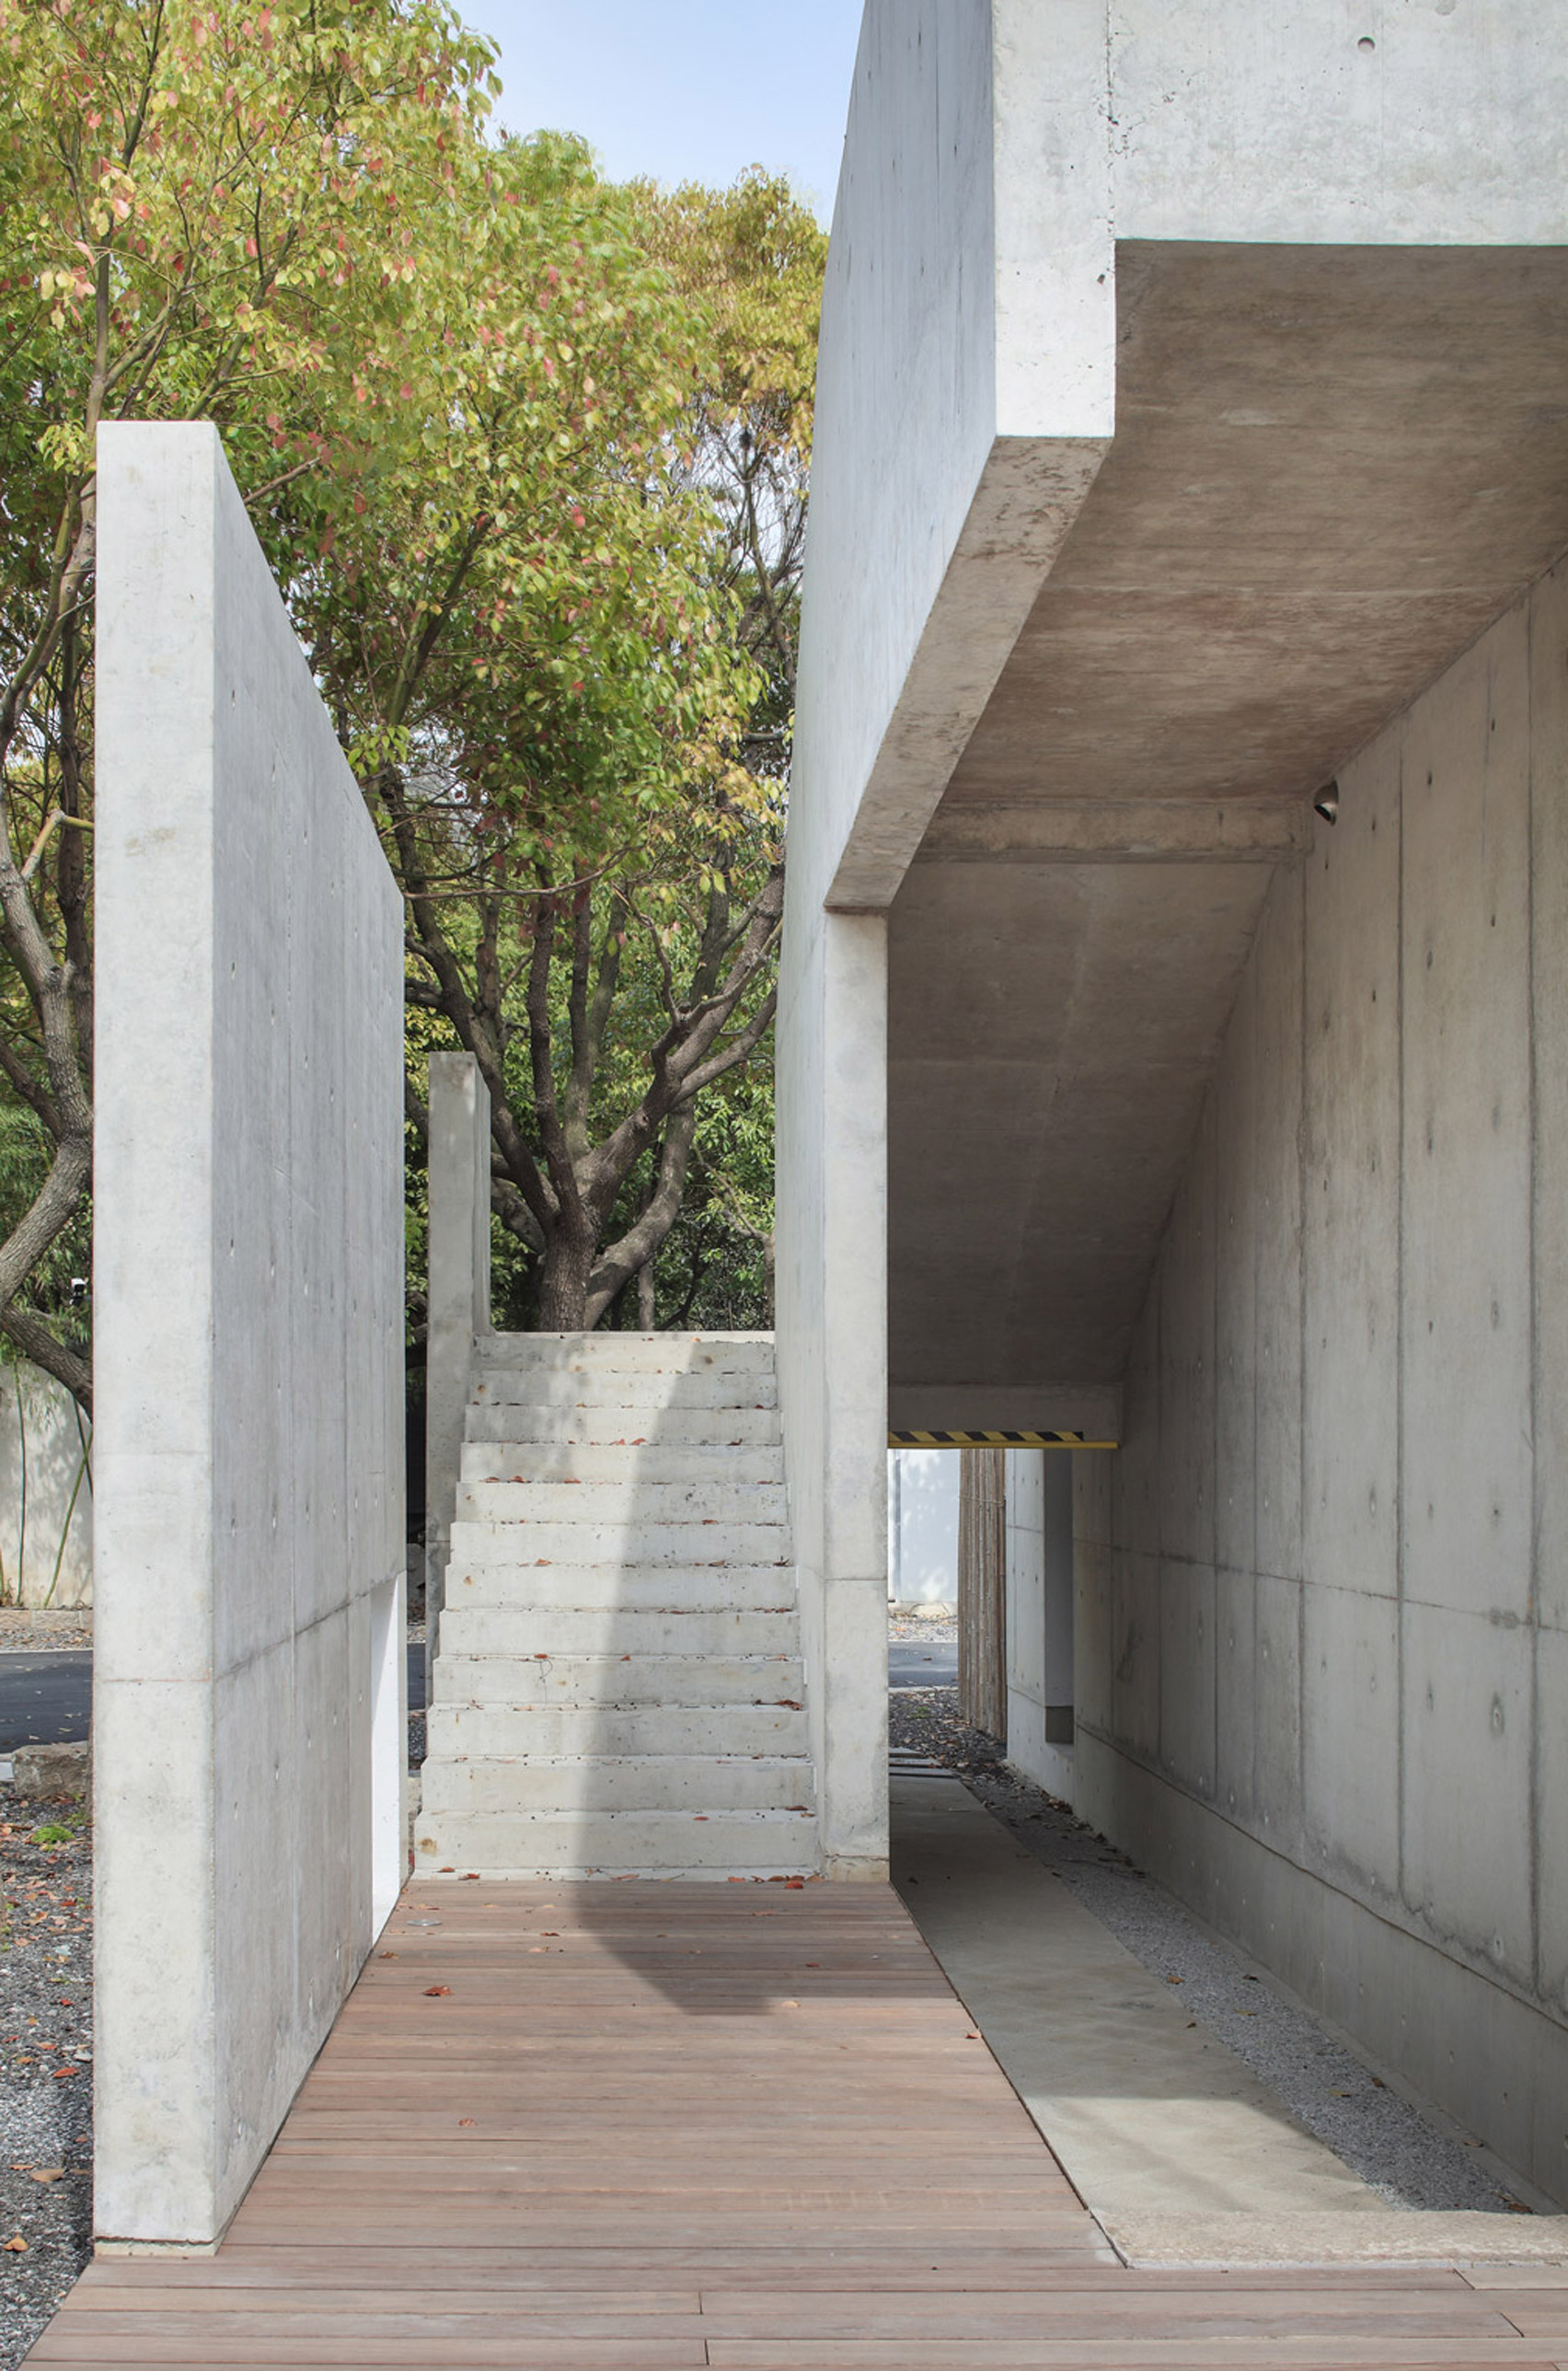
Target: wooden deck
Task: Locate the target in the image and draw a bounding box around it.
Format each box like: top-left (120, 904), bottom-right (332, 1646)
top-left (28, 1881), bottom-right (1568, 2368)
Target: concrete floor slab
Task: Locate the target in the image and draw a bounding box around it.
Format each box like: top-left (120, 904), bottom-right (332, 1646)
top-left (1104, 2211), bottom-right (1568, 2267)
top-left (891, 1772), bottom-right (1385, 2220)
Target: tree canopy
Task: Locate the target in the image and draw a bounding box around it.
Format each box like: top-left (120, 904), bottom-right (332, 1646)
top-left (0, 0), bottom-right (824, 1395)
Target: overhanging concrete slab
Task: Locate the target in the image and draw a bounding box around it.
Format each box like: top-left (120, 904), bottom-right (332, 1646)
top-left (889, 237), bottom-right (1568, 1399)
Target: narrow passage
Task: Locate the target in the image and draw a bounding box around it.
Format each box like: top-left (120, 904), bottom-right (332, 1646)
top-left (28, 1880), bottom-right (1568, 2368)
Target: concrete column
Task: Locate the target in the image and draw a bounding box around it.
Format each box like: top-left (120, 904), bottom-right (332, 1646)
top-left (777, 908), bottom-right (888, 1879)
top-left (93, 422), bottom-right (405, 2248)
top-left (424, 1052), bottom-right (491, 1688)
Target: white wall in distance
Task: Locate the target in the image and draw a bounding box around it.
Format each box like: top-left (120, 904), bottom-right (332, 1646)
top-left (888, 1450), bottom-right (958, 1605)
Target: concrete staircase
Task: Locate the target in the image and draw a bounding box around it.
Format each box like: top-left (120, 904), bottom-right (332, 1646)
top-left (417, 1332), bottom-right (818, 1879)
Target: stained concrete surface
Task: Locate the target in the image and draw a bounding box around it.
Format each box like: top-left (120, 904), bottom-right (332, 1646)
top-left (892, 1764), bottom-right (1568, 2264)
top-left (892, 1769), bottom-right (1385, 2219)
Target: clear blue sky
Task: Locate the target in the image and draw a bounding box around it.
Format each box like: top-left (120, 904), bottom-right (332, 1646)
top-left (456, 1), bottom-right (864, 222)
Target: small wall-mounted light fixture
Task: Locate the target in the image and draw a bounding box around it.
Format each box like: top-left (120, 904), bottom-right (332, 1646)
top-left (1313, 781), bottom-right (1340, 826)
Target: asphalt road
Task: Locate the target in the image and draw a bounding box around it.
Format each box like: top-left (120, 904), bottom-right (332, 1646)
top-left (0, 1646), bottom-right (430, 1752)
top-left (0, 1643), bottom-right (949, 1750)
top-left (888, 1640), bottom-right (958, 1690)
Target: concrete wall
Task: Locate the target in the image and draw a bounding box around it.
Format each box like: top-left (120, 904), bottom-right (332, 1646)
top-left (0, 1362), bottom-right (91, 1609)
top-left (1074, 557), bottom-right (1568, 2206)
top-left (1112, 0), bottom-right (1568, 246)
top-left (799, 0), bottom-right (1113, 913)
top-left (93, 422), bottom-right (406, 2246)
top-left (1006, 1449), bottom-right (1076, 1798)
top-left (888, 1449), bottom-right (959, 1607)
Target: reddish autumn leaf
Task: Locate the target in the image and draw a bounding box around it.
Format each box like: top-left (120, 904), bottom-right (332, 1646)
top-left (423, 1985), bottom-right (451, 1998)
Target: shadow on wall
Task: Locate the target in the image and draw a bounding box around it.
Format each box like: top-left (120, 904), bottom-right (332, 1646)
top-left (0, 1359), bottom-right (91, 1608)
top-left (888, 1448), bottom-right (958, 1606)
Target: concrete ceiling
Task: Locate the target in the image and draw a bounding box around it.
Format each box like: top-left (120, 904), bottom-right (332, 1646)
top-left (889, 239), bottom-right (1568, 1414)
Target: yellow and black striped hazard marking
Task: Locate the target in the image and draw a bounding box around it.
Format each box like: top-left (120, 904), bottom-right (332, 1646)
top-left (888, 1428), bottom-right (1119, 1451)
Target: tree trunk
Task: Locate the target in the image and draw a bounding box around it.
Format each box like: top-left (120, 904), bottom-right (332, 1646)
top-left (637, 1259), bottom-right (657, 1329)
top-left (536, 1226), bottom-right (596, 1331)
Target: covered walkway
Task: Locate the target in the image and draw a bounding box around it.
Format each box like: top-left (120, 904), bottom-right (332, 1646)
top-left (29, 1880), bottom-right (1568, 2369)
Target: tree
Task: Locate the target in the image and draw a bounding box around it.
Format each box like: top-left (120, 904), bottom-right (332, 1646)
top-left (0, 0), bottom-right (496, 1407)
top-left (300, 161), bottom-right (823, 1331)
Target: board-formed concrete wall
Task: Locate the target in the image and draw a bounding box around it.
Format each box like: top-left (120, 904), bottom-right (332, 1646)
top-left (93, 422), bottom-right (406, 2246)
top-left (1073, 555), bottom-right (1568, 2206)
top-left (0, 1361), bottom-right (91, 1609)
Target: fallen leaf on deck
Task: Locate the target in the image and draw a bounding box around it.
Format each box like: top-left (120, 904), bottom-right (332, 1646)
top-left (423, 1985), bottom-right (451, 1998)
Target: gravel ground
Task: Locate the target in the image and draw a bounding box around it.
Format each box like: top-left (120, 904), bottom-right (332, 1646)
top-left (0, 1794), bottom-right (93, 2371)
top-left (890, 1686), bottom-right (1533, 2216)
top-left (0, 1614), bottom-right (90, 1655)
top-left (888, 1609), bottom-right (956, 1642)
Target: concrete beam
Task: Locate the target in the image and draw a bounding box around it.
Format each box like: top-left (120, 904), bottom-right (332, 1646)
top-left (889, 1384), bottom-right (1122, 1443)
top-left (823, 438), bottom-right (1110, 911)
top-left (913, 799), bottom-right (1313, 865)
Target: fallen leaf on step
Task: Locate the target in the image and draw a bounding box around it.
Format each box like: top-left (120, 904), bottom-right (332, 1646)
top-left (378, 1952), bottom-right (398, 1960)
top-left (4, 2236), bottom-right (26, 2252)
top-left (27, 2171), bottom-right (62, 2185)
top-left (423, 1986), bottom-right (451, 1998)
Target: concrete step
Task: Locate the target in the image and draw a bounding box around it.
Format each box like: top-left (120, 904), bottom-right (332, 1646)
top-left (446, 1564), bottom-right (799, 1613)
top-left (412, 1806), bottom-right (818, 1879)
top-left (477, 1331), bottom-right (774, 1376)
top-left (425, 1700), bottom-right (809, 1759)
top-left (448, 1519), bottom-right (790, 1568)
top-left (470, 1370), bottom-right (778, 1412)
top-left (464, 1404), bottom-right (781, 1449)
top-left (431, 1652), bottom-right (804, 1709)
top-left (439, 1605), bottom-right (800, 1660)
top-left (420, 1754), bottom-right (816, 1816)
top-left (454, 1478), bottom-right (789, 1527)
top-left (460, 1441), bottom-right (785, 1486)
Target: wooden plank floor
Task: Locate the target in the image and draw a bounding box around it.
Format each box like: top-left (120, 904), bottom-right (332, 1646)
top-left (27, 1881), bottom-right (1568, 2368)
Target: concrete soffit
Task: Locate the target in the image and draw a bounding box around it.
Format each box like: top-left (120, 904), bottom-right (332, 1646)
top-left (823, 434), bottom-right (1112, 913)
